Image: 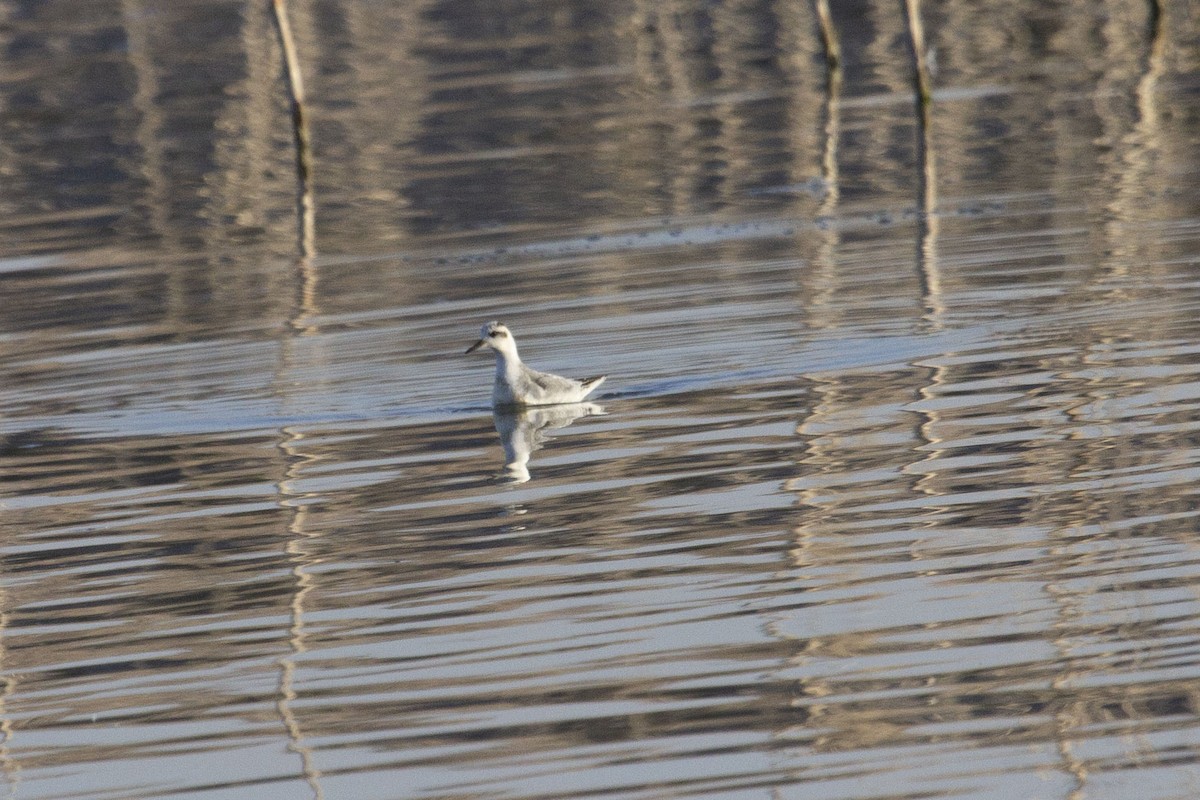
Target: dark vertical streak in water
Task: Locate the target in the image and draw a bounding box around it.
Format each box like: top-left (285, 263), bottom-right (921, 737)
top-left (1146, 0), bottom-right (1162, 36)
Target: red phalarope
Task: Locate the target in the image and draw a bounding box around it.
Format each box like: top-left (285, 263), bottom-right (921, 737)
top-left (466, 321), bottom-right (606, 407)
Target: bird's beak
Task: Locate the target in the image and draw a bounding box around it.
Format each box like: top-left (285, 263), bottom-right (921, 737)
top-left (465, 339), bottom-right (485, 354)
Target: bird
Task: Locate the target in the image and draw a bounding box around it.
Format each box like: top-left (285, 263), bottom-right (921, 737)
top-left (465, 321), bottom-right (606, 407)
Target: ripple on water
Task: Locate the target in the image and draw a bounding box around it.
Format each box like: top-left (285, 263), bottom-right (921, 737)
top-left (4, 0), bottom-right (1200, 797)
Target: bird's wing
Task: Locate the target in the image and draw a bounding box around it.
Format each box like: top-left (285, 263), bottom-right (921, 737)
top-left (526, 369), bottom-right (579, 394)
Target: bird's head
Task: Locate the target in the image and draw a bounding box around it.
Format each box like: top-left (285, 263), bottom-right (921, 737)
top-left (465, 321), bottom-right (516, 355)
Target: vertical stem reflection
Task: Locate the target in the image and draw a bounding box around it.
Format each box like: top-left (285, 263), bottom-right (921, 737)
top-left (902, 0), bottom-right (942, 324)
top-left (270, 0), bottom-right (318, 336)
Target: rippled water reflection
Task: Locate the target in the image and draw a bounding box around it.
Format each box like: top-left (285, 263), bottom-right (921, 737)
top-left (3, 0), bottom-right (1200, 798)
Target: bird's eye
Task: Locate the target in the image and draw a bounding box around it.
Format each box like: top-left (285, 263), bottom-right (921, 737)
top-left (489, 329), bottom-right (506, 338)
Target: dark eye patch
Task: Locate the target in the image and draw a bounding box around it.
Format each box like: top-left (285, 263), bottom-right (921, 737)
top-left (489, 328), bottom-right (506, 338)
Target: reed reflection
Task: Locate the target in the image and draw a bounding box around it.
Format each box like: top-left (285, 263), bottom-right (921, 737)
top-left (492, 403), bottom-right (603, 483)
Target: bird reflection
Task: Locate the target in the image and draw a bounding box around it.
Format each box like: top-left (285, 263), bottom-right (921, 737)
top-left (493, 402), bottom-right (603, 483)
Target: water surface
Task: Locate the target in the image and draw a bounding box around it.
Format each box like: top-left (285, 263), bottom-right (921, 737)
top-left (2, 1), bottom-right (1200, 798)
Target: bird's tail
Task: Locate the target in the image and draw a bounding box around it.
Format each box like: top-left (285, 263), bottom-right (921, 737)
top-left (580, 375), bottom-right (606, 397)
